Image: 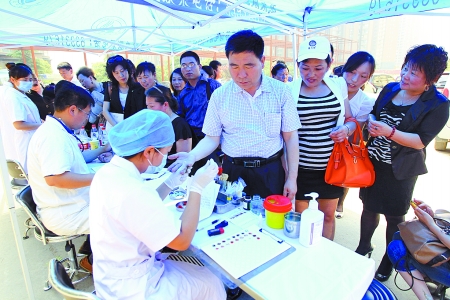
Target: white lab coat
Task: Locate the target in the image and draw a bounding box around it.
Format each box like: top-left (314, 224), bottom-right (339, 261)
top-left (89, 156), bottom-right (226, 300)
top-left (0, 85), bottom-right (40, 172)
top-left (27, 116), bottom-right (90, 235)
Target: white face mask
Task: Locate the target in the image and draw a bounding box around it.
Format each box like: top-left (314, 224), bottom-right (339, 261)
top-left (17, 81), bottom-right (33, 92)
top-left (144, 150), bottom-right (167, 174)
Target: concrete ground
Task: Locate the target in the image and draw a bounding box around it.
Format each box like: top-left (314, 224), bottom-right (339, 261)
top-left (1, 142), bottom-right (449, 300)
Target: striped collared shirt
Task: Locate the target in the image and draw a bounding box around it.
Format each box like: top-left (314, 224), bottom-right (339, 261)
top-left (202, 76), bottom-right (301, 158)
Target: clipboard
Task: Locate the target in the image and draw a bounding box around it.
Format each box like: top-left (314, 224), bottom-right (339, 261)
top-left (201, 224), bottom-right (295, 279)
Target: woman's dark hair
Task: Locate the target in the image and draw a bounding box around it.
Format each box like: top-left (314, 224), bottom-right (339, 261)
top-left (342, 51), bottom-right (376, 78)
top-left (9, 65), bottom-right (32, 79)
top-left (43, 83), bottom-right (56, 102)
top-left (170, 68), bottom-right (187, 97)
top-left (136, 61), bottom-right (156, 77)
top-left (299, 56), bottom-right (332, 66)
top-left (402, 44), bottom-right (448, 85)
top-left (225, 30), bottom-right (264, 59)
top-left (145, 85), bottom-right (178, 112)
top-left (54, 81), bottom-right (94, 112)
top-left (333, 65), bottom-right (344, 77)
top-left (76, 66), bottom-right (96, 80)
top-left (202, 66), bottom-right (215, 78)
top-left (105, 55), bottom-right (134, 87)
top-left (271, 63), bottom-right (288, 77)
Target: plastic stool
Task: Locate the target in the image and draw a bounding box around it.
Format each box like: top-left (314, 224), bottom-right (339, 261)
top-left (362, 279), bottom-right (397, 300)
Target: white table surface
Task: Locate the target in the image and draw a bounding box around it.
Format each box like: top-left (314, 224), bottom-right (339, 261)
top-left (88, 163), bottom-right (375, 299)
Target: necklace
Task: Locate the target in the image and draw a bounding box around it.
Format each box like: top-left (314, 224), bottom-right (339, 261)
top-left (400, 90), bottom-right (420, 106)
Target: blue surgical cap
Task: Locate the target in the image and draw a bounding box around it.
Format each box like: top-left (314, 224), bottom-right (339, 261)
top-left (109, 110), bottom-right (175, 157)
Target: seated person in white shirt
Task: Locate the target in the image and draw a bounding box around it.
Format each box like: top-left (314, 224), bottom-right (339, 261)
top-left (89, 109), bottom-right (226, 300)
top-left (57, 62), bottom-right (83, 87)
top-left (27, 81), bottom-right (111, 273)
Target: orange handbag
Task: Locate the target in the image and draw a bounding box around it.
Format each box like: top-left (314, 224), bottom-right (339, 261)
top-left (325, 118), bottom-right (375, 188)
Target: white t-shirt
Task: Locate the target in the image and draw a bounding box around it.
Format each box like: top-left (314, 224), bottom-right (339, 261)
top-left (119, 91), bottom-right (127, 109)
top-left (27, 116), bottom-right (90, 235)
top-left (0, 86), bottom-right (40, 172)
top-left (90, 156), bottom-right (225, 300)
top-left (70, 77), bottom-right (84, 88)
top-left (349, 89), bottom-right (376, 122)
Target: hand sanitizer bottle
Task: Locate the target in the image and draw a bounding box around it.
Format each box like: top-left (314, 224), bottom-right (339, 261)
top-left (299, 192), bottom-right (324, 247)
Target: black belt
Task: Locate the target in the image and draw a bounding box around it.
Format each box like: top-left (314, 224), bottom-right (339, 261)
top-left (226, 149), bottom-right (283, 168)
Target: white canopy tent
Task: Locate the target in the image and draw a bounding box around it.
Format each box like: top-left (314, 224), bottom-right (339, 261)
top-left (1, 0), bottom-right (450, 299)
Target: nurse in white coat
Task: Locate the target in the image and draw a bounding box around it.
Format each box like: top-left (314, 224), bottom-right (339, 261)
top-left (0, 65), bottom-right (41, 172)
top-left (89, 109), bottom-right (226, 300)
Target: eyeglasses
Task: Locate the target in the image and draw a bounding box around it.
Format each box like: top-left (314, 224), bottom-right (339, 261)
top-left (107, 55), bottom-right (125, 65)
top-left (181, 62), bottom-right (198, 69)
top-left (77, 107), bottom-right (91, 117)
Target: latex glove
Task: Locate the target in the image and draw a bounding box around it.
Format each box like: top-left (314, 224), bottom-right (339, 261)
top-left (189, 159), bottom-right (218, 195)
top-left (168, 152), bottom-right (195, 175)
top-left (164, 167), bottom-right (190, 190)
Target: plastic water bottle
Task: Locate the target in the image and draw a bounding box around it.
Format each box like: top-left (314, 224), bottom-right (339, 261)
top-left (79, 126), bottom-right (89, 141)
top-left (91, 124), bottom-right (98, 140)
top-left (299, 192), bottom-right (324, 247)
top-left (100, 126), bottom-right (108, 146)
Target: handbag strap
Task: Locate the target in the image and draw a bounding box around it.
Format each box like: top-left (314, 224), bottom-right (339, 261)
top-left (344, 117), bottom-right (367, 152)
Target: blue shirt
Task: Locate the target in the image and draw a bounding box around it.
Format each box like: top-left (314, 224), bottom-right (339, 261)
top-left (178, 75), bottom-right (221, 133)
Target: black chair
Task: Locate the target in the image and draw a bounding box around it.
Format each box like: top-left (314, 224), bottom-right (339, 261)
top-left (16, 186), bottom-right (90, 291)
top-left (48, 259), bottom-right (100, 300)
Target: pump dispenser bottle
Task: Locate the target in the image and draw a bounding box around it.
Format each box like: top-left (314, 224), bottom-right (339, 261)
top-left (299, 192), bottom-right (324, 247)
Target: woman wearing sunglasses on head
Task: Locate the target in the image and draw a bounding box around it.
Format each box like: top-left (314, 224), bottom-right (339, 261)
top-left (103, 55), bottom-right (146, 130)
top-left (146, 85), bottom-right (192, 168)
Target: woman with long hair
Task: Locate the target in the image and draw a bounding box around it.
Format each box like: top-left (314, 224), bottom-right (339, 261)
top-left (146, 85), bottom-right (192, 167)
top-left (170, 68), bottom-right (187, 99)
top-left (103, 55), bottom-right (145, 130)
top-left (356, 44), bottom-right (449, 282)
top-left (335, 51), bottom-right (376, 219)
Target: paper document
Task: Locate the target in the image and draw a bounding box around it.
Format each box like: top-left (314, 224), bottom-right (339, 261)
top-left (201, 224), bottom-right (291, 279)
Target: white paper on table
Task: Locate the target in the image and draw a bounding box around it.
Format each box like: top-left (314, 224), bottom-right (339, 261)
top-left (164, 181), bottom-right (219, 222)
top-left (201, 224), bottom-right (291, 279)
top-left (196, 182), bottom-right (220, 221)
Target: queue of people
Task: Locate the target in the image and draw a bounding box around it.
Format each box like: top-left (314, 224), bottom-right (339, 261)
top-left (0, 29), bottom-right (449, 300)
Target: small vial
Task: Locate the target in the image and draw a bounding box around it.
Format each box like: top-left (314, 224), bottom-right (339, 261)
top-left (243, 196), bottom-right (251, 210)
top-left (207, 228), bottom-right (225, 236)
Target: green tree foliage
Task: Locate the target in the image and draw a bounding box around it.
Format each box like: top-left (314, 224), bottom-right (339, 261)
top-left (91, 62), bottom-right (108, 82)
top-left (7, 50), bottom-right (52, 75)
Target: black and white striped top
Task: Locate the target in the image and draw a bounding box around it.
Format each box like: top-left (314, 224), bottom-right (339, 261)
top-left (368, 102), bottom-right (410, 164)
top-left (297, 92), bottom-right (341, 170)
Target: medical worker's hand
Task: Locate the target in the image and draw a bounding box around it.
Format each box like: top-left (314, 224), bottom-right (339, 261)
top-left (189, 159), bottom-right (218, 195)
top-left (168, 152), bottom-right (195, 175)
top-left (164, 167), bottom-right (190, 190)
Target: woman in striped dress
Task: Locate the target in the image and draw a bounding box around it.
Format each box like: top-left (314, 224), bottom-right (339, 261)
top-left (290, 36), bottom-right (355, 240)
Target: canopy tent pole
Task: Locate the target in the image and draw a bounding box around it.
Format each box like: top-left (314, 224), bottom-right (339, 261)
top-left (167, 55), bottom-right (170, 80)
top-left (0, 132), bottom-right (35, 300)
top-left (83, 52), bottom-right (87, 66)
top-left (30, 46), bottom-right (38, 77)
top-left (130, 4), bottom-right (137, 50)
top-left (269, 35), bottom-right (272, 73)
top-left (160, 55), bottom-right (164, 82)
top-left (292, 32), bottom-right (297, 80)
top-left (21, 48), bottom-right (26, 64)
top-left (171, 44), bottom-right (174, 71)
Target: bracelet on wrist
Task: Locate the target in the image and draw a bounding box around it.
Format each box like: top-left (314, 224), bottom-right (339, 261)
top-left (343, 124), bottom-right (350, 136)
top-left (387, 126), bottom-right (396, 140)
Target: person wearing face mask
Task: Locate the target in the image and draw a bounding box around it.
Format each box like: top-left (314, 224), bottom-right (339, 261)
top-left (0, 65), bottom-right (41, 173)
top-left (89, 109), bottom-right (226, 300)
top-left (146, 85), bottom-right (192, 169)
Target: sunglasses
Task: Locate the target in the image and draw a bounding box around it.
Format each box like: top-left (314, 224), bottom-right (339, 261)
top-left (107, 55), bottom-right (125, 65)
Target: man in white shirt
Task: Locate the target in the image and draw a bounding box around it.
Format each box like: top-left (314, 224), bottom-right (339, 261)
top-left (170, 30), bottom-right (301, 200)
top-left (57, 62), bottom-right (83, 87)
top-left (27, 81), bottom-right (110, 272)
